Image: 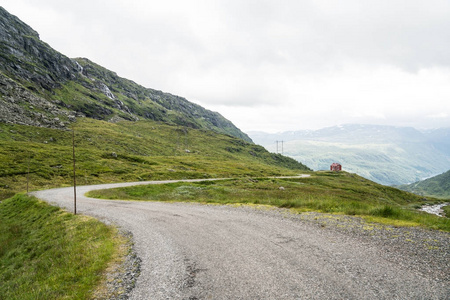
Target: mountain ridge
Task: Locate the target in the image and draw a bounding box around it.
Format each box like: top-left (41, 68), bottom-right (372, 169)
top-left (249, 124), bottom-right (450, 185)
top-left (0, 6), bottom-right (251, 142)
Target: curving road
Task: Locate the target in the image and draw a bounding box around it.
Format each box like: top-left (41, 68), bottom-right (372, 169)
top-left (32, 179), bottom-right (449, 299)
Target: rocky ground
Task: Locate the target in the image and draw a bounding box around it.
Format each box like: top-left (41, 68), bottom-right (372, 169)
top-left (0, 72), bottom-right (81, 129)
top-left (92, 231), bottom-right (142, 300)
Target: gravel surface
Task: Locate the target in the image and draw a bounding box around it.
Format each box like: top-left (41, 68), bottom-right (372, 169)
top-left (92, 231), bottom-right (142, 300)
top-left (32, 180), bottom-right (449, 300)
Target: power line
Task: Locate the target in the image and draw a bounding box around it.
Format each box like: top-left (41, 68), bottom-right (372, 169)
top-left (275, 140), bottom-right (284, 154)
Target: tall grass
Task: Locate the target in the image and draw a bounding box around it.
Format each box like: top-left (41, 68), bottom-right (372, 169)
top-left (0, 194), bottom-right (124, 299)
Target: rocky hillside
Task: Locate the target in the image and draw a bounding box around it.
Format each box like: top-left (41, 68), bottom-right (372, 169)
top-left (0, 6), bottom-right (251, 142)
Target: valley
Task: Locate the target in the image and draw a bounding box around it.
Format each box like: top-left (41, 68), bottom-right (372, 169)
top-left (249, 124), bottom-right (450, 186)
top-left (400, 169), bottom-right (450, 199)
top-left (0, 5), bottom-right (449, 300)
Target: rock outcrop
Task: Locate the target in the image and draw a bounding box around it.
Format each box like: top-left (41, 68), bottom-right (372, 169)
top-left (0, 72), bottom-right (82, 128)
top-left (0, 7), bottom-right (79, 90)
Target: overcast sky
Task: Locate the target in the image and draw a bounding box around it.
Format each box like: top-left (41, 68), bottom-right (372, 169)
top-left (1, 0), bottom-right (450, 132)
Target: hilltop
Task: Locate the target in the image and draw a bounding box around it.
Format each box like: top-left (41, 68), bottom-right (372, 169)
top-left (0, 6), bottom-right (250, 142)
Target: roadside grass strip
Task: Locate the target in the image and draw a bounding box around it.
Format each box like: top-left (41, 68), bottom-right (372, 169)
top-left (0, 194), bottom-right (124, 300)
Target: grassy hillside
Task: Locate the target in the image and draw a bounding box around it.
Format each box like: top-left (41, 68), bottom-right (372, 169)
top-left (0, 194), bottom-right (125, 299)
top-left (0, 118), bottom-right (309, 200)
top-left (400, 170), bottom-right (450, 199)
top-left (89, 172), bottom-right (449, 231)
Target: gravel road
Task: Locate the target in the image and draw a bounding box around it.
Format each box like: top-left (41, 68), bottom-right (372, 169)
top-left (32, 179), bottom-right (449, 299)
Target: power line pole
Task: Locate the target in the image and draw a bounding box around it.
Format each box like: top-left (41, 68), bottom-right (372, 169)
top-left (184, 127), bottom-right (188, 150)
top-left (175, 127), bottom-right (181, 156)
top-left (27, 150), bottom-right (30, 193)
top-left (275, 140), bottom-right (284, 154)
top-left (72, 125), bottom-right (77, 215)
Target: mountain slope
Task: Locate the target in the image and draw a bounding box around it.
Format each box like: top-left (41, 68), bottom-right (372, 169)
top-left (399, 170), bottom-right (450, 199)
top-left (423, 128), bottom-right (450, 157)
top-left (0, 119), bottom-right (310, 200)
top-left (0, 6), bottom-right (312, 200)
top-left (249, 124), bottom-right (450, 185)
top-left (0, 6), bottom-right (251, 142)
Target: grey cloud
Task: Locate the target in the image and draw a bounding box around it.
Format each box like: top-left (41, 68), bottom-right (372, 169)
top-left (212, 0), bottom-right (450, 71)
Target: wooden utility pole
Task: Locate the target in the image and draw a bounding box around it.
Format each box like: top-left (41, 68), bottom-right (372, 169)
top-left (175, 127), bottom-right (180, 156)
top-left (72, 126), bottom-right (77, 215)
top-left (26, 151), bottom-right (30, 193)
top-left (184, 128), bottom-right (188, 150)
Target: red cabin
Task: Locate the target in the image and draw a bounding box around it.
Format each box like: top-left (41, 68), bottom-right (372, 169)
top-left (330, 163), bottom-right (342, 171)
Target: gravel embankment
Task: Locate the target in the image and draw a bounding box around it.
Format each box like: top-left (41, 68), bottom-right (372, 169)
top-left (32, 181), bottom-right (449, 299)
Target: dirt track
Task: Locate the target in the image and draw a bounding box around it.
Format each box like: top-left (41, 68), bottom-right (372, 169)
top-left (32, 179), bottom-right (449, 299)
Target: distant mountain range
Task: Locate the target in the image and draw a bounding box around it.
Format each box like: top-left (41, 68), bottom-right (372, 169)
top-left (0, 6), bottom-right (251, 142)
top-left (249, 124), bottom-right (450, 185)
top-left (399, 170), bottom-right (450, 199)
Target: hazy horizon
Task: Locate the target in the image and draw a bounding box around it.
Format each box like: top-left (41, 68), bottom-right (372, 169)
top-left (246, 123), bottom-right (450, 135)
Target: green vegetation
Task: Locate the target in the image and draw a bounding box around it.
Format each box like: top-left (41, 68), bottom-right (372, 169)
top-left (443, 205), bottom-right (450, 218)
top-left (88, 172), bottom-right (449, 231)
top-left (0, 194), bottom-right (124, 299)
top-left (0, 118), bottom-right (309, 200)
top-left (399, 170), bottom-right (450, 199)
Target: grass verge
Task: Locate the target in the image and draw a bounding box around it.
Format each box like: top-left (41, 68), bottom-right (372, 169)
top-left (88, 172), bottom-right (450, 232)
top-left (0, 194), bottom-right (125, 300)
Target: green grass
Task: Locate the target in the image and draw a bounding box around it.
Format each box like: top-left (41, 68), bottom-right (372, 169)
top-left (399, 170), bottom-right (450, 199)
top-left (0, 194), bottom-right (124, 299)
top-left (443, 205), bottom-right (450, 218)
top-left (0, 118), bottom-right (309, 200)
top-left (88, 172), bottom-right (450, 231)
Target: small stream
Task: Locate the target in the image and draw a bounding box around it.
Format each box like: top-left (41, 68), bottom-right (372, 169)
top-left (420, 203), bottom-right (448, 217)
